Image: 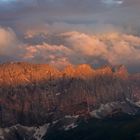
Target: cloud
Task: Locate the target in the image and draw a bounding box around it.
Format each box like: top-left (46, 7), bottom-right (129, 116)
top-left (0, 26), bottom-right (19, 55)
top-left (24, 25), bottom-right (48, 39)
top-left (0, 26), bottom-right (140, 72)
top-left (60, 31), bottom-right (140, 66)
top-left (21, 30), bottom-right (140, 71)
top-left (22, 43), bottom-right (73, 68)
top-left (1, 0), bottom-right (140, 36)
top-left (0, 26), bottom-right (25, 62)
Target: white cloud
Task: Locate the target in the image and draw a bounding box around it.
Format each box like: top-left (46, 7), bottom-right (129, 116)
top-left (0, 26), bottom-right (19, 55)
top-left (22, 31), bottom-right (140, 69)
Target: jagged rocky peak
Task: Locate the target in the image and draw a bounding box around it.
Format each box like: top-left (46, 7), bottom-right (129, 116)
top-left (75, 64), bottom-right (94, 78)
top-left (0, 62), bottom-right (61, 86)
top-left (95, 65), bottom-right (113, 75)
top-left (1, 63), bottom-right (129, 90)
top-left (63, 64), bottom-right (76, 77)
top-left (0, 62), bottom-right (129, 87)
top-left (94, 64), bottom-right (128, 79)
top-left (62, 64), bottom-right (94, 78)
top-left (113, 65), bottom-right (128, 79)
top-left (76, 64), bottom-right (93, 71)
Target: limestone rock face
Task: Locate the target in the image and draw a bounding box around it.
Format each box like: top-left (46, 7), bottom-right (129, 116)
top-left (0, 62), bottom-right (61, 86)
top-left (63, 64), bottom-right (94, 79)
top-left (114, 65), bottom-right (129, 79)
top-left (0, 62), bottom-right (138, 127)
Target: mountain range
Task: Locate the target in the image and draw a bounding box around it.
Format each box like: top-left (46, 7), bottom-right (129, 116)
top-left (0, 62), bottom-right (140, 140)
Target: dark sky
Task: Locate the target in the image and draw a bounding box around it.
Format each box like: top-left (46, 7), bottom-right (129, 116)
top-left (0, 0), bottom-right (140, 72)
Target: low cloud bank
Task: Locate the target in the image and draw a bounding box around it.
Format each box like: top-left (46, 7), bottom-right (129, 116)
top-left (0, 26), bottom-right (140, 72)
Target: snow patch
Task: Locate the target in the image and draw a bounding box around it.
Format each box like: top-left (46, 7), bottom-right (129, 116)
top-left (33, 124), bottom-right (49, 140)
top-left (0, 129), bottom-right (4, 140)
top-left (52, 120), bottom-right (59, 124)
top-left (0, 123), bottom-right (50, 140)
top-left (135, 101), bottom-right (140, 107)
top-left (90, 99), bottom-right (140, 119)
top-left (65, 115), bottom-right (79, 119)
top-left (64, 123), bottom-right (78, 131)
top-left (56, 92), bottom-right (61, 96)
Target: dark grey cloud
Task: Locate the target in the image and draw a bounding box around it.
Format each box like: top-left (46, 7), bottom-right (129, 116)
top-left (0, 0), bottom-right (140, 34)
